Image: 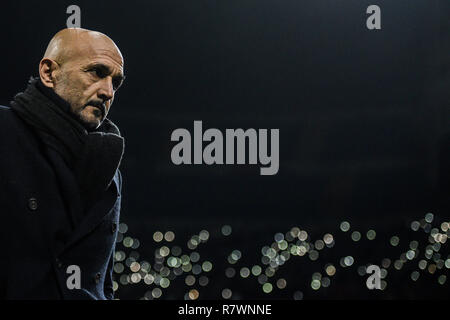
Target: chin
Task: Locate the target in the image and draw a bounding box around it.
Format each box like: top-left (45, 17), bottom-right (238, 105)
top-left (79, 116), bottom-right (101, 131)
top-left (87, 121), bottom-right (102, 131)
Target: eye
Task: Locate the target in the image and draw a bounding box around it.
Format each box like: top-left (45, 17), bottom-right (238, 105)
top-left (89, 67), bottom-right (107, 78)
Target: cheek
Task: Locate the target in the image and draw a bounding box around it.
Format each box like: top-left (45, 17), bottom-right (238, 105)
top-left (86, 83), bottom-right (105, 101)
top-left (57, 73), bottom-right (87, 103)
top-left (67, 72), bottom-right (95, 99)
top-left (80, 80), bottom-right (96, 98)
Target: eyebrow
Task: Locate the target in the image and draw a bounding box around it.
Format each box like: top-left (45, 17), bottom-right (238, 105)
top-left (87, 62), bottom-right (125, 83)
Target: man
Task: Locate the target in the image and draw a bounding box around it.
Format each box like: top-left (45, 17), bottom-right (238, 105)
top-left (0, 28), bottom-right (125, 299)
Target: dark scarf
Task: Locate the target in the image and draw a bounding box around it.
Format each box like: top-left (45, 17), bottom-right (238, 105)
top-left (10, 77), bottom-right (124, 213)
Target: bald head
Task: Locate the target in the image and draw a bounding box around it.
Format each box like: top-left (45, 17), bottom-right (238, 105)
top-left (43, 28), bottom-right (123, 65)
top-left (39, 28), bottom-right (125, 130)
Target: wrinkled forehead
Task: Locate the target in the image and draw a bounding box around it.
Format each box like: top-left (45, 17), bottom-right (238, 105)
top-left (69, 33), bottom-right (124, 71)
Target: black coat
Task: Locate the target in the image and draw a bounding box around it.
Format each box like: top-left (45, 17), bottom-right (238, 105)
top-left (0, 105), bottom-right (122, 300)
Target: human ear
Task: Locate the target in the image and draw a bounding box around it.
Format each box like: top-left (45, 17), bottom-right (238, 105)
top-left (39, 58), bottom-right (59, 88)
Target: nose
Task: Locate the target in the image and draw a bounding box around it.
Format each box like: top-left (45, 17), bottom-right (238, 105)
top-left (98, 76), bottom-right (114, 101)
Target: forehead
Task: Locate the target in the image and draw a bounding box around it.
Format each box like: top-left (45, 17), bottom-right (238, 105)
top-left (73, 35), bottom-right (124, 74)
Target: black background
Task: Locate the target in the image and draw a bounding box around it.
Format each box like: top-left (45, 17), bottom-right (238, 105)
top-left (1, 0), bottom-right (449, 299)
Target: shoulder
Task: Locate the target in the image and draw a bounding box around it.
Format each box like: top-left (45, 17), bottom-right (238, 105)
top-left (0, 105), bottom-right (18, 132)
top-left (0, 105), bottom-right (13, 115)
top-left (0, 105), bottom-right (13, 113)
top-left (0, 105), bottom-right (23, 130)
top-left (0, 105), bottom-right (39, 150)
